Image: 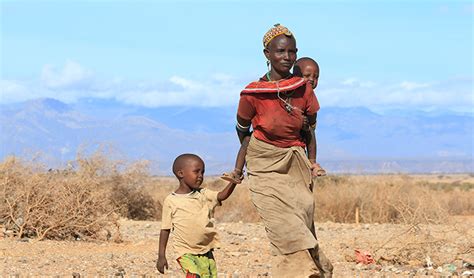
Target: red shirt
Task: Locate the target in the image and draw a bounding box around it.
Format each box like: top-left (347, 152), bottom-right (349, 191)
top-left (238, 77), bottom-right (319, 148)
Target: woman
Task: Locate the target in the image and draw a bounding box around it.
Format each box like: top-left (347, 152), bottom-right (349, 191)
top-left (236, 24), bottom-right (333, 277)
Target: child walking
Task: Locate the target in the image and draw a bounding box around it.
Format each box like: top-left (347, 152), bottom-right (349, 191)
top-left (156, 153), bottom-right (237, 277)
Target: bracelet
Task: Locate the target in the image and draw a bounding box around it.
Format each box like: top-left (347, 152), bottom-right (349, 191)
top-left (236, 122), bottom-right (250, 132)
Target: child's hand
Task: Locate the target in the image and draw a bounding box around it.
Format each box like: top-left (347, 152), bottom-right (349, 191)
top-left (311, 162), bottom-right (326, 177)
top-left (156, 256), bottom-right (168, 274)
top-left (220, 170), bottom-right (244, 184)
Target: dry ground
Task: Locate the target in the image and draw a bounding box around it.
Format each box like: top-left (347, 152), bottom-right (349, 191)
top-left (2, 217), bottom-right (473, 277)
top-left (2, 169), bottom-right (474, 277)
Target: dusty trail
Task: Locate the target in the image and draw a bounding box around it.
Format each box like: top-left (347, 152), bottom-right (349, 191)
top-left (2, 218), bottom-right (473, 277)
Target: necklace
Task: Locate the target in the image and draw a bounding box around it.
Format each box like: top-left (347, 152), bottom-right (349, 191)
top-left (276, 82), bottom-right (303, 114)
top-left (277, 86), bottom-right (293, 113)
top-left (266, 71), bottom-right (302, 114)
top-left (266, 71), bottom-right (292, 82)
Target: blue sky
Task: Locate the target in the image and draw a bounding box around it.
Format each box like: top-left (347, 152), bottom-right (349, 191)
top-left (1, 0), bottom-right (473, 112)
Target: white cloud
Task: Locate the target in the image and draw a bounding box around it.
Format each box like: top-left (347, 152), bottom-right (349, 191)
top-left (341, 78), bottom-right (376, 88)
top-left (41, 60), bottom-right (92, 89)
top-left (1, 72), bottom-right (242, 107)
top-left (436, 150), bottom-right (467, 158)
top-left (360, 81), bottom-right (376, 88)
top-left (0, 80), bottom-right (30, 102)
top-left (317, 76), bottom-right (473, 113)
top-left (1, 61), bottom-right (473, 113)
top-left (169, 76), bottom-right (206, 91)
top-left (342, 78), bottom-right (357, 86)
top-left (117, 75), bottom-right (241, 107)
top-left (211, 73), bottom-right (235, 82)
top-left (399, 81), bottom-right (431, 90)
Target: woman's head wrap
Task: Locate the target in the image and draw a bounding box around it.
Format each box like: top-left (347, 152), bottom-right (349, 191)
top-left (263, 23), bottom-right (293, 48)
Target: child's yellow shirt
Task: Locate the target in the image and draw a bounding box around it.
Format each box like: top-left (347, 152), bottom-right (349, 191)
top-left (161, 188), bottom-right (221, 257)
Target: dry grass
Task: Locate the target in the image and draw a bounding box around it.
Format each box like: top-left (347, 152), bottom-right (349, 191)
top-left (314, 175), bottom-right (456, 224)
top-left (2, 154), bottom-right (473, 241)
top-left (170, 174), bottom-right (472, 225)
top-left (204, 174), bottom-right (473, 224)
top-left (0, 153), bottom-right (158, 241)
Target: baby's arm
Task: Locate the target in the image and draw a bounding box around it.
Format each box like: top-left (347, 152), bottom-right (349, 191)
top-left (306, 113), bottom-right (326, 176)
top-left (306, 113), bottom-right (317, 163)
top-left (307, 128), bottom-right (317, 165)
top-left (217, 182), bottom-right (237, 202)
top-left (156, 229), bottom-right (170, 273)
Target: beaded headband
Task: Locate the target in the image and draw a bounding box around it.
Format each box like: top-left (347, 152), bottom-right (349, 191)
top-left (263, 23), bottom-right (293, 47)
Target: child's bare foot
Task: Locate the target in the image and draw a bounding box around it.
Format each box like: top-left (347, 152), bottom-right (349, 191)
top-left (220, 170), bottom-right (243, 184)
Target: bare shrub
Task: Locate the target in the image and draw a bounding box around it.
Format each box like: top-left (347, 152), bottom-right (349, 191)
top-left (0, 152), bottom-right (165, 240)
top-left (0, 156), bottom-right (119, 241)
top-left (72, 154), bottom-right (163, 221)
top-left (108, 162), bottom-right (162, 220)
top-left (2, 151), bottom-right (472, 242)
top-left (371, 221), bottom-right (473, 267)
top-left (110, 183), bottom-right (160, 220)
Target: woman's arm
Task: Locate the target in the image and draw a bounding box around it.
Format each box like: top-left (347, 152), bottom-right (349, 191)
top-left (236, 115), bottom-right (252, 143)
top-left (236, 94), bottom-right (255, 143)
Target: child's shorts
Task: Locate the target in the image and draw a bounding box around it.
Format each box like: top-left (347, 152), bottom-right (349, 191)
top-left (176, 250), bottom-right (217, 278)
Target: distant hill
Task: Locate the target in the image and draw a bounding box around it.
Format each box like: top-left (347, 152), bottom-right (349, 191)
top-left (1, 98), bottom-right (472, 174)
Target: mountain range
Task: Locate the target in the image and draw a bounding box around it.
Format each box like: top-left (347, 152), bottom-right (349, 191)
top-left (1, 98), bottom-right (472, 174)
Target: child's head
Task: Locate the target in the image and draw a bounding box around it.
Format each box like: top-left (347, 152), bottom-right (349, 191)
top-left (294, 57), bottom-right (319, 89)
top-left (172, 153), bottom-right (205, 190)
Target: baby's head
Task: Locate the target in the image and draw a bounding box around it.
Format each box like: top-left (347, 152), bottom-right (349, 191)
top-left (172, 153), bottom-right (205, 190)
top-left (294, 57), bottom-right (319, 89)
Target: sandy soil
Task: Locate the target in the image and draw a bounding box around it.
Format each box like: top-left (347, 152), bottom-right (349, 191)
top-left (1, 218), bottom-right (473, 277)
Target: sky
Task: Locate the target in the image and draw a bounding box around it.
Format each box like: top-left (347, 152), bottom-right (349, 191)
top-left (1, 0), bottom-right (473, 113)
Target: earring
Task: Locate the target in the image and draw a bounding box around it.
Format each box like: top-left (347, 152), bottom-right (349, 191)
top-left (266, 60), bottom-right (271, 72)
